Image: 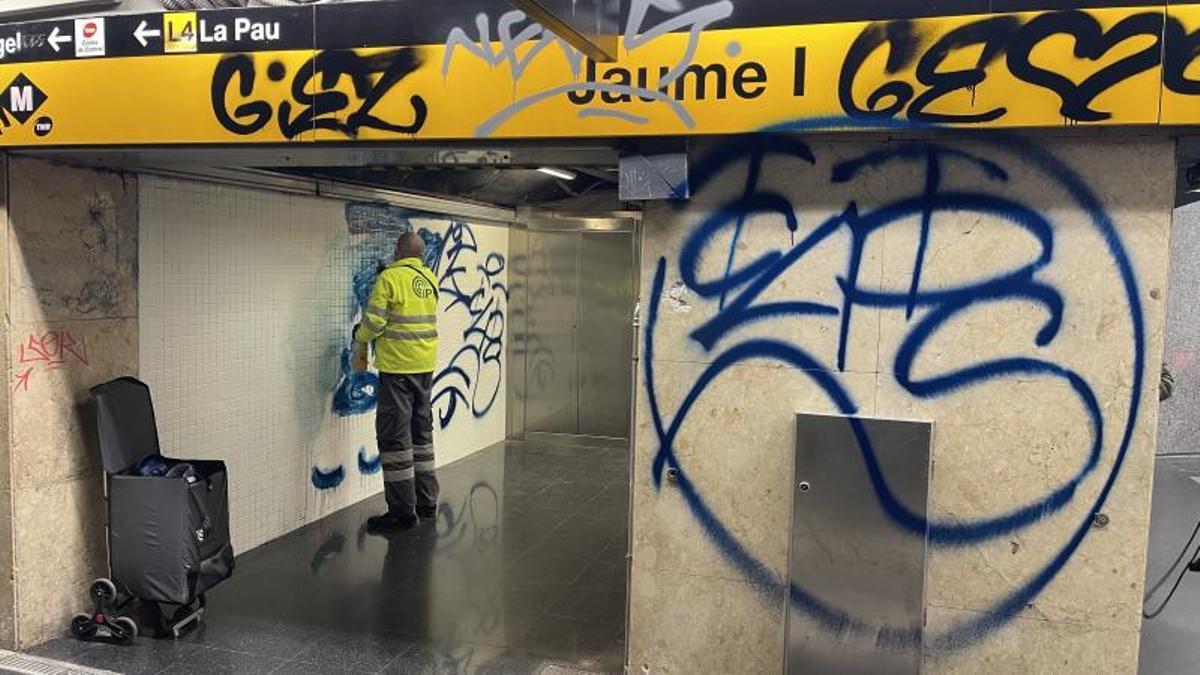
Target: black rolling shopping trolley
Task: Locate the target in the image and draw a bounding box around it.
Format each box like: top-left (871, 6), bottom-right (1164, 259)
top-left (71, 377), bottom-right (235, 642)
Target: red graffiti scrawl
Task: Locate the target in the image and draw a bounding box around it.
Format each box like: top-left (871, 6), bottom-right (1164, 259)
top-left (13, 330), bottom-right (89, 391)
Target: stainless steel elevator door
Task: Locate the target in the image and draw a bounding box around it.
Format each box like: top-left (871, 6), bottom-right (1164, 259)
top-left (577, 231), bottom-right (635, 438)
top-left (524, 228), bottom-right (580, 434)
top-left (516, 216), bottom-right (636, 440)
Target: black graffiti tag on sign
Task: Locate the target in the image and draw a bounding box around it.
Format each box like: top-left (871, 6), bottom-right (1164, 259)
top-left (211, 47), bottom-right (428, 139)
top-left (1164, 15), bottom-right (1200, 96)
top-left (837, 10), bottom-right (1200, 124)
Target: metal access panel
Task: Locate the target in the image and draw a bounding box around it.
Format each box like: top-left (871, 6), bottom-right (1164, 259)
top-left (787, 413), bottom-right (931, 675)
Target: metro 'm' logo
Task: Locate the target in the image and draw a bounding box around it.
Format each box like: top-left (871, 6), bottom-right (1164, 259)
top-left (10, 86), bottom-right (32, 112)
top-left (1, 73), bottom-right (45, 124)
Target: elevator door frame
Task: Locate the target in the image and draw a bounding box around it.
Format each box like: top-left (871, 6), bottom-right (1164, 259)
top-left (516, 210), bottom-right (640, 446)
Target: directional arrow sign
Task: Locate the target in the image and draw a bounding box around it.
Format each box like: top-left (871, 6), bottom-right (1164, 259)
top-left (47, 26), bottom-right (70, 53)
top-left (134, 19), bottom-right (160, 48)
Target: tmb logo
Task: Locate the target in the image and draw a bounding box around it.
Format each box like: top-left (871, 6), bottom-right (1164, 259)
top-left (1, 73), bottom-right (46, 125)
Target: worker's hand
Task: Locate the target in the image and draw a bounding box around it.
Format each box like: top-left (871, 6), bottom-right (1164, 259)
top-left (352, 344), bottom-right (369, 373)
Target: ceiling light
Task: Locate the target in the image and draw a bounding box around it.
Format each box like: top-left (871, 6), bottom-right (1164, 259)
top-left (537, 167), bottom-right (577, 181)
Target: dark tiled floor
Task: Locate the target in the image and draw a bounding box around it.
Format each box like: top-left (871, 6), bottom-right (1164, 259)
top-left (28, 439), bottom-right (630, 674)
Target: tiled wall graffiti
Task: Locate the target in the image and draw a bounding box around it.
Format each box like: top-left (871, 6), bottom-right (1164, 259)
top-left (312, 204), bottom-right (508, 491)
top-left (140, 179), bottom-right (507, 552)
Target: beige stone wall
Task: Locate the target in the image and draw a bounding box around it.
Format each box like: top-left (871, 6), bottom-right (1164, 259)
top-left (0, 157), bottom-right (14, 648)
top-left (2, 157), bottom-right (137, 647)
top-left (630, 136), bottom-right (1172, 673)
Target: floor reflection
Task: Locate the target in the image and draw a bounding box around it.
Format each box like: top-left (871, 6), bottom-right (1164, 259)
top-left (29, 439), bottom-right (629, 674)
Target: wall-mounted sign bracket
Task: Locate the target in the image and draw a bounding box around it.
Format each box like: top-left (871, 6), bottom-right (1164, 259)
top-left (509, 0), bottom-right (619, 62)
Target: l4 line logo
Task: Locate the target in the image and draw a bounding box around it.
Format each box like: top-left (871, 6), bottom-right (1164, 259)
top-left (0, 73), bottom-right (51, 137)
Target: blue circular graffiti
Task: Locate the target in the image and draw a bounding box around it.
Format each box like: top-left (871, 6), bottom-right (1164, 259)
top-left (645, 117), bottom-right (1146, 650)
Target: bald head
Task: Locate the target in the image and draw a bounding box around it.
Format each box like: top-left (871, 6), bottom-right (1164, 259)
top-left (395, 233), bottom-right (425, 261)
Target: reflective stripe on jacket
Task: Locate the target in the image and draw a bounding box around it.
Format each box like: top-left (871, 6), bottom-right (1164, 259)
top-left (354, 257), bottom-right (439, 374)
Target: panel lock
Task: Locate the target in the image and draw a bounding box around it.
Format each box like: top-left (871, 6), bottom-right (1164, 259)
top-left (797, 481), bottom-right (812, 493)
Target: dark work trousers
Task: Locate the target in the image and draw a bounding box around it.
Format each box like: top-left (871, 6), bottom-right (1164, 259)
top-left (376, 372), bottom-right (439, 517)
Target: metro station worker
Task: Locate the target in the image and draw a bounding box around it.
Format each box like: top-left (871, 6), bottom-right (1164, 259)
top-left (353, 233), bottom-right (441, 531)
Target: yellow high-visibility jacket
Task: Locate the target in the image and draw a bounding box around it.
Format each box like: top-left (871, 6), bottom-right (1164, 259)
top-left (354, 257), bottom-right (439, 374)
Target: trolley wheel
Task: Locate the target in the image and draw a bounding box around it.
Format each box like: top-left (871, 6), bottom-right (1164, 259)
top-left (110, 616), bottom-right (138, 643)
top-left (70, 613), bottom-right (97, 640)
top-left (89, 578), bottom-right (118, 607)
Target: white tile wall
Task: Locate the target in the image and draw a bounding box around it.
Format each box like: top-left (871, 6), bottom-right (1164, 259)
top-left (139, 176), bottom-right (508, 553)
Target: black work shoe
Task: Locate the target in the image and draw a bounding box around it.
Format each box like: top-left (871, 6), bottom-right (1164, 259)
top-left (367, 513), bottom-right (418, 532)
top-left (416, 506), bottom-right (437, 519)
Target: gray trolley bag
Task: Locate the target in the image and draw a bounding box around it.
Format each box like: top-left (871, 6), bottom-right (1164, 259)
top-left (70, 377), bottom-right (235, 642)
